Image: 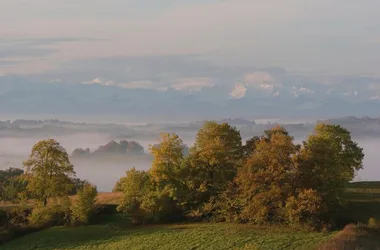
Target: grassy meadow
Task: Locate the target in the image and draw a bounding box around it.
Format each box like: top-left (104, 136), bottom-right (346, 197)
top-left (0, 219), bottom-right (333, 250)
top-left (1, 182), bottom-right (380, 250)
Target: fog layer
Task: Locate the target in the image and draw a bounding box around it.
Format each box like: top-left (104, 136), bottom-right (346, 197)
top-left (0, 134), bottom-right (378, 192)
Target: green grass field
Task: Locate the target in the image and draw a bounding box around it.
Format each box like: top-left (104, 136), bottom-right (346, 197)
top-left (0, 218), bottom-right (333, 250)
top-left (1, 182), bottom-right (380, 250)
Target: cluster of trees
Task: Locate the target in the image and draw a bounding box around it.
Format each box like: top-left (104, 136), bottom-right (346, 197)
top-left (72, 140), bottom-right (146, 158)
top-left (0, 121), bottom-right (365, 233)
top-left (0, 168), bottom-right (27, 203)
top-left (1, 139), bottom-right (98, 230)
top-left (115, 122), bottom-right (364, 229)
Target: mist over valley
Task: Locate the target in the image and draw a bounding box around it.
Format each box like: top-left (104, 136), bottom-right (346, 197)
top-left (0, 116), bottom-right (379, 191)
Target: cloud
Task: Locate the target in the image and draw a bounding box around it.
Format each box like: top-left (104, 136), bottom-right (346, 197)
top-left (0, 37), bottom-right (104, 75)
top-left (243, 72), bottom-right (278, 87)
top-left (369, 83), bottom-right (380, 90)
top-left (1, 0), bottom-right (380, 76)
top-left (230, 84), bottom-right (247, 99)
top-left (118, 80), bottom-right (155, 89)
top-left (171, 78), bottom-right (215, 92)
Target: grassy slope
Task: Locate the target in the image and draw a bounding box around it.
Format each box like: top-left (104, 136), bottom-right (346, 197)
top-left (1, 182), bottom-right (380, 250)
top-left (343, 182), bottom-right (380, 224)
top-left (318, 224), bottom-right (380, 250)
top-left (0, 219), bottom-right (333, 250)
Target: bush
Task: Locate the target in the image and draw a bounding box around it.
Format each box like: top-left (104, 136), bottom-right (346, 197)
top-left (8, 193), bottom-right (29, 227)
top-left (28, 204), bottom-right (53, 227)
top-left (71, 183), bottom-right (98, 225)
top-left (28, 197), bottom-right (72, 228)
top-left (117, 168), bottom-right (151, 224)
top-left (50, 197), bottom-right (72, 226)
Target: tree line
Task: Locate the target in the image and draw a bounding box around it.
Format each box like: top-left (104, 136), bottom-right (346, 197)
top-left (1, 121), bottom-right (364, 232)
top-left (115, 122), bottom-right (364, 229)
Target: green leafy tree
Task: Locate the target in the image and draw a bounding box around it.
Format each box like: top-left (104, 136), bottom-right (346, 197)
top-left (1, 176), bottom-right (28, 202)
top-left (71, 183), bottom-right (98, 225)
top-left (24, 139), bottom-right (75, 206)
top-left (186, 121), bottom-right (243, 218)
top-left (0, 167), bottom-right (24, 183)
top-left (113, 176), bottom-right (127, 192)
top-left (0, 168), bottom-right (27, 202)
top-left (243, 136), bottom-right (260, 157)
top-left (148, 133), bottom-right (187, 221)
top-left (313, 123), bottom-right (364, 179)
top-left (117, 168), bottom-right (152, 224)
top-left (293, 124), bottom-right (364, 224)
top-left (69, 178), bottom-right (90, 195)
top-left (236, 127), bottom-right (298, 223)
top-left (149, 133), bottom-right (185, 192)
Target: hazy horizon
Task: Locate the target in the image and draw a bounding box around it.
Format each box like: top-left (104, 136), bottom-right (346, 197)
top-left (0, 116), bottom-right (379, 191)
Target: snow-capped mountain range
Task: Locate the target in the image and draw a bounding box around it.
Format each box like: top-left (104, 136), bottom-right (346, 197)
top-left (1, 68), bottom-right (380, 119)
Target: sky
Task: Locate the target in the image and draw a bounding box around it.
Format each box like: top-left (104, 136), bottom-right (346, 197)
top-left (1, 0), bottom-right (380, 78)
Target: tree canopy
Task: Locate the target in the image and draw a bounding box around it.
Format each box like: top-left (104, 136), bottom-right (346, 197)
top-left (115, 122), bottom-right (364, 229)
top-left (24, 139), bottom-right (76, 206)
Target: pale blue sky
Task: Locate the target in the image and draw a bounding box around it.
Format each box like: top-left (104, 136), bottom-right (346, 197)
top-left (1, 0), bottom-right (380, 76)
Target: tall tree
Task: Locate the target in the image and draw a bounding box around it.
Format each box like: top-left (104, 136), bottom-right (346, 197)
top-left (292, 124), bottom-right (365, 222)
top-left (149, 133), bottom-right (185, 191)
top-left (24, 139), bottom-right (75, 206)
top-left (236, 127), bottom-right (298, 223)
top-left (148, 133), bottom-right (187, 221)
top-left (186, 121), bottom-right (243, 216)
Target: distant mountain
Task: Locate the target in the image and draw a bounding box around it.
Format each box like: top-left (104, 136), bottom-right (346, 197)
top-left (1, 75), bottom-right (380, 119)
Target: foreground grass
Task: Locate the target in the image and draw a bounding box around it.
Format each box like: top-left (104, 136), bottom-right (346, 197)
top-left (318, 224), bottom-right (380, 250)
top-left (0, 218), bottom-right (333, 250)
top-left (2, 182), bottom-right (380, 249)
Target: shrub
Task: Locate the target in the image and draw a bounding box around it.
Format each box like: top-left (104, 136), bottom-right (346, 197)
top-left (28, 197), bottom-right (72, 228)
top-left (28, 204), bottom-right (53, 227)
top-left (9, 193), bottom-right (29, 227)
top-left (49, 197), bottom-right (72, 226)
top-left (117, 168), bottom-right (151, 224)
top-left (71, 183), bottom-right (98, 225)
